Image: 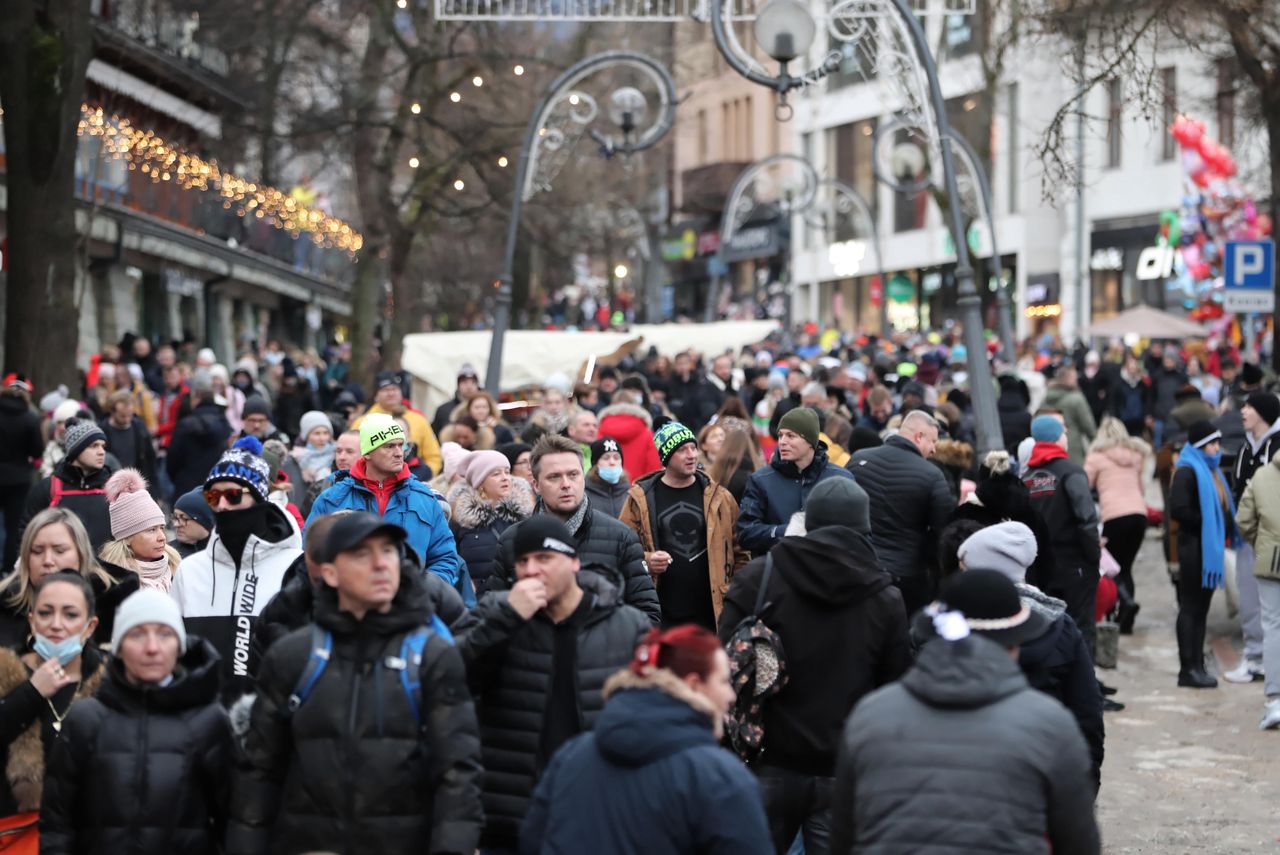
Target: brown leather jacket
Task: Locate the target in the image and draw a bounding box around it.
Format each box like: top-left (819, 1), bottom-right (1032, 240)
top-left (619, 470), bottom-right (750, 624)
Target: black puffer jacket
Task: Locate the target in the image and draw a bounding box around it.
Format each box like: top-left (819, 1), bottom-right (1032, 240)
top-left (166, 401), bottom-right (232, 497)
top-left (829, 634), bottom-right (1101, 855)
top-left (1023, 451), bottom-right (1101, 584)
top-left (459, 574), bottom-right (650, 849)
top-left (846, 435), bottom-right (953, 579)
top-left (584, 474), bottom-right (630, 518)
top-left (0, 394), bottom-right (42, 487)
top-left (40, 639), bottom-right (233, 855)
top-left (450, 479), bottom-right (534, 590)
top-left (493, 502), bottom-right (662, 625)
top-left (19, 459), bottom-right (116, 552)
top-left (228, 569), bottom-right (484, 855)
top-left (737, 444), bottom-right (854, 556)
top-left (950, 471), bottom-right (1057, 591)
top-left (996, 377), bottom-right (1032, 455)
top-left (248, 552), bottom-right (473, 678)
top-left (718, 526), bottom-right (909, 776)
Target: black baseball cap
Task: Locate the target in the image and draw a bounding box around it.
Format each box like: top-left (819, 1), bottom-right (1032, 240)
top-left (320, 512), bottom-right (407, 563)
top-left (374, 371), bottom-right (403, 390)
top-left (513, 515), bottom-right (577, 559)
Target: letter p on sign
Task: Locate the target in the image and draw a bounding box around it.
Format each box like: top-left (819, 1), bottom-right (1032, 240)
top-left (1235, 244), bottom-right (1266, 286)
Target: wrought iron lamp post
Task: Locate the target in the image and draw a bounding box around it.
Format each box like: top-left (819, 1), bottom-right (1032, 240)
top-left (485, 51), bottom-right (677, 394)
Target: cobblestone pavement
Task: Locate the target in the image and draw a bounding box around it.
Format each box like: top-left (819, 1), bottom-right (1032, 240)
top-left (1096, 530), bottom-right (1277, 853)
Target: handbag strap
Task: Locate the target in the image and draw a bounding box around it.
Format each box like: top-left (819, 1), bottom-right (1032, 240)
top-left (752, 555), bottom-right (774, 616)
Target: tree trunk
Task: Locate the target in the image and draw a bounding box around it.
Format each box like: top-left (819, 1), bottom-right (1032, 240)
top-left (0, 0), bottom-right (93, 392)
top-left (1267, 92), bottom-right (1280, 373)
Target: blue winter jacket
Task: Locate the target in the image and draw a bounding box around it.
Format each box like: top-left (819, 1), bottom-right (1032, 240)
top-left (736, 443), bottom-right (854, 556)
top-left (520, 678), bottom-right (771, 855)
top-left (306, 464), bottom-right (462, 586)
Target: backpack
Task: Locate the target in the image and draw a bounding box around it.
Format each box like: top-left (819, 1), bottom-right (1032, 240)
top-left (49, 475), bottom-right (107, 507)
top-left (723, 556), bottom-right (788, 764)
top-left (286, 615), bottom-right (454, 726)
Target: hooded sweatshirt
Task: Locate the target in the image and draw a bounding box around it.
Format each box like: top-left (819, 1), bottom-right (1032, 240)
top-left (597, 403), bottom-right (662, 481)
top-left (718, 525), bottom-right (910, 775)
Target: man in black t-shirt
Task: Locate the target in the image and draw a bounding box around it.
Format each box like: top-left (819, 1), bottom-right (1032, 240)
top-left (621, 421), bottom-right (750, 631)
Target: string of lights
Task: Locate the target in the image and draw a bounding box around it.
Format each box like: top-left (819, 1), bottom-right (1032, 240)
top-left (77, 104), bottom-right (364, 254)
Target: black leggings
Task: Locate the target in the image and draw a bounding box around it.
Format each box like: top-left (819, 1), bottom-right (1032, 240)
top-left (1175, 552), bottom-right (1215, 671)
top-left (1103, 514), bottom-right (1147, 603)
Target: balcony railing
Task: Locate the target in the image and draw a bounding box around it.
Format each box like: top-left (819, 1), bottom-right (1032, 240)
top-left (91, 0), bottom-right (229, 78)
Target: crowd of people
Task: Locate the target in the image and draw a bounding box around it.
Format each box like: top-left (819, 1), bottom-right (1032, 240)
top-left (0, 325), bottom-right (1274, 853)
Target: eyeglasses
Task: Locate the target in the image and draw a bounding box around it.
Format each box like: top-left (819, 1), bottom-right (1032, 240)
top-left (204, 486), bottom-right (251, 507)
top-left (172, 513), bottom-right (192, 525)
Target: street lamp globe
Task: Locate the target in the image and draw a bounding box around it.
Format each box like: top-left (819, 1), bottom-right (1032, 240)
top-left (609, 87), bottom-right (648, 135)
top-left (753, 0), bottom-right (816, 64)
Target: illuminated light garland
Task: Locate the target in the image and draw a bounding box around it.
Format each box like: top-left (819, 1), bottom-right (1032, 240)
top-left (77, 104), bottom-right (364, 254)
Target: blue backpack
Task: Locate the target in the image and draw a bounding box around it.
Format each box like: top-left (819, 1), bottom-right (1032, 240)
top-left (286, 615), bottom-right (454, 725)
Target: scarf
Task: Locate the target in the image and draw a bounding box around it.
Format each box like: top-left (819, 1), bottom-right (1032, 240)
top-left (135, 555), bottom-right (172, 592)
top-left (536, 495), bottom-right (590, 536)
top-left (297, 442), bottom-right (336, 480)
top-left (1175, 443), bottom-right (1238, 588)
top-left (214, 503), bottom-right (270, 569)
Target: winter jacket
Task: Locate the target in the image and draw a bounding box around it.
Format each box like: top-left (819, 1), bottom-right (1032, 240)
top-left (228, 570), bottom-right (483, 855)
top-left (1015, 586), bottom-right (1105, 791)
top-left (1023, 446), bottom-right (1101, 586)
top-left (1229, 421), bottom-right (1280, 502)
top-left (171, 502), bottom-right (303, 702)
top-left (0, 395), bottom-right (42, 487)
top-left (98, 415), bottom-right (158, 489)
top-left (1084, 444), bottom-right (1149, 523)
top-left (166, 401), bottom-right (233, 497)
top-left (40, 639), bottom-right (233, 855)
top-left (307, 458), bottom-right (462, 586)
top-left (951, 484), bottom-right (1057, 591)
top-left (1150, 366), bottom-right (1188, 422)
top-left (0, 645), bottom-right (105, 818)
top-left (1169, 464), bottom-right (1233, 588)
top-left (1078, 366), bottom-right (1115, 426)
top-left (724, 459), bottom-right (754, 505)
top-left (738, 444), bottom-right (854, 556)
top-left (846, 435), bottom-right (953, 579)
top-left (449, 478), bottom-right (534, 592)
top-left (459, 574), bottom-right (650, 848)
top-left (584, 473), bottom-right (630, 518)
top-left (1109, 371), bottom-right (1149, 432)
top-left (666, 372), bottom-right (720, 431)
top-left (20, 460), bottom-right (116, 552)
top-left (155, 383), bottom-right (188, 449)
top-left (619, 470), bottom-right (750, 623)
top-left (521, 669), bottom-right (772, 855)
top-left (719, 526), bottom-right (910, 775)
top-left (493, 503), bottom-right (662, 625)
top-left (597, 402), bottom-right (663, 481)
top-left (829, 634), bottom-right (1101, 855)
top-left (1237, 452), bottom-right (1280, 582)
top-left (1041, 384), bottom-right (1097, 464)
top-left (352, 404), bottom-right (443, 476)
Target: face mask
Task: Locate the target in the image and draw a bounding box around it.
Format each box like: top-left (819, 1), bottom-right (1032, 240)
top-left (34, 633), bottom-right (84, 666)
top-left (599, 466), bottom-right (624, 484)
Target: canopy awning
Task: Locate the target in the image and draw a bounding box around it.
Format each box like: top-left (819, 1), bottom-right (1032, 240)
top-left (1083, 305), bottom-right (1208, 339)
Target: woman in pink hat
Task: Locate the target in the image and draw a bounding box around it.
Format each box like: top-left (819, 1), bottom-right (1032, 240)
top-left (97, 470), bottom-right (180, 593)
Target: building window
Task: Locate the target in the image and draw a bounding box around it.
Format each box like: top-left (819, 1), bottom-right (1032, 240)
top-left (1106, 78), bottom-right (1122, 169)
top-left (1161, 67), bottom-right (1177, 162)
top-left (1007, 82), bottom-right (1018, 213)
top-left (827, 118), bottom-right (878, 242)
top-left (1217, 59), bottom-right (1235, 150)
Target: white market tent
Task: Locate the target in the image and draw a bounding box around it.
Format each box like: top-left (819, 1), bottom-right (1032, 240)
top-left (402, 320), bottom-right (779, 412)
top-left (1083, 304), bottom-right (1209, 340)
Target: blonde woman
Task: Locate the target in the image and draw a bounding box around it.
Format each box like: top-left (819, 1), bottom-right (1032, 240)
top-left (455, 391), bottom-right (514, 445)
top-left (1084, 415), bottom-right (1152, 633)
top-left (0, 509), bottom-right (135, 652)
top-left (98, 469), bottom-right (181, 593)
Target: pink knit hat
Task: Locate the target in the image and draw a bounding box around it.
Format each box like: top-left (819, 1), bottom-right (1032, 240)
top-left (461, 450), bottom-right (510, 489)
top-left (105, 469), bottom-right (166, 541)
top-left (440, 442), bottom-right (468, 480)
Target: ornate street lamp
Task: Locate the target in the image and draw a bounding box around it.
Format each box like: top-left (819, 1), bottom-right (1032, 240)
top-left (485, 51), bottom-right (677, 394)
top-left (708, 0), bottom-right (1004, 454)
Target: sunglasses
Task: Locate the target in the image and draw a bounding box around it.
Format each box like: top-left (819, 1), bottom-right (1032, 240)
top-left (204, 486), bottom-right (251, 507)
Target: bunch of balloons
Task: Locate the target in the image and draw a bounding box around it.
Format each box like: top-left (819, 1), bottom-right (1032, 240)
top-left (1167, 114), bottom-right (1271, 311)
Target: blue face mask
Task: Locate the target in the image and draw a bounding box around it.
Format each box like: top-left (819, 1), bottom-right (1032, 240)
top-left (599, 466), bottom-right (624, 485)
top-left (34, 633), bottom-right (84, 667)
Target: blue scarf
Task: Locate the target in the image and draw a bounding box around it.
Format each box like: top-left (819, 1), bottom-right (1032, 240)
top-left (1175, 443), bottom-right (1239, 588)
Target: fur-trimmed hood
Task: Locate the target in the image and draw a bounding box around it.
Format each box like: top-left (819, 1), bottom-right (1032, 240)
top-left (0, 645), bottom-right (105, 810)
top-left (596, 402), bottom-right (653, 430)
top-left (932, 439), bottom-right (974, 470)
top-left (601, 666), bottom-right (722, 752)
top-left (448, 477), bottom-right (535, 529)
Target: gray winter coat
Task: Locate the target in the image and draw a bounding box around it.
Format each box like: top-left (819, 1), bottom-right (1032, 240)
top-left (830, 634), bottom-right (1100, 855)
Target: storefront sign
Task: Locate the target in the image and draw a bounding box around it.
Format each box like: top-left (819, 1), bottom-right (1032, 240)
top-left (163, 267), bottom-right (202, 297)
top-left (662, 229), bottom-right (697, 262)
top-left (722, 223), bottom-right (782, 263)
top-left (696, 231), bottom-right (720, 256)
top-left (828, 240), bottom-right (866, 278)
top-left (1135, 245), bottom-right (1176, 281)
top-left (887, 274), bottom-right (914, 303)
top-left (1090, 247), bottom-right (1123, 271)
top-left (1025, 273), bottom-right (1060, 305)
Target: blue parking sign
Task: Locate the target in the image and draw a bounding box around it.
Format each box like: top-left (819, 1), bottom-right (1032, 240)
top-left (1224, 240), bottom-right (1275, 313)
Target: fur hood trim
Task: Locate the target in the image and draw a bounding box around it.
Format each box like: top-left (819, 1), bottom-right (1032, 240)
top-left (0, 646), bottom-right (104, 810)
top-left (229, 693), bottom-right (255, 745)
top-left (597, 402), bottom-right (653, 428)
top-left (604, 666), bottom-right (720, 729)
top-left (1017, 583), bottom-right (1067, 621)
top-left (932, 439), bottom-right (974, 469)
top-left (449, 477), bottom-right (535, 528)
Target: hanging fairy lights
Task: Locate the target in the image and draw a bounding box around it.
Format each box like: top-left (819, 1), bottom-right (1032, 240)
top-left (77, 104), bottom-right (363, 254)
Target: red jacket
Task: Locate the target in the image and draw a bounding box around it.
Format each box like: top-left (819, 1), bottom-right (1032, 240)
top-left (597, 402), bottom-right (662, 482)
top-left (156, 383), bottom-right (189, 449)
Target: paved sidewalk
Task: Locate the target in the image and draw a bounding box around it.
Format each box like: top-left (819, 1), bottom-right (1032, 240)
top-left (1096, 530), bottom-right (1278, 853)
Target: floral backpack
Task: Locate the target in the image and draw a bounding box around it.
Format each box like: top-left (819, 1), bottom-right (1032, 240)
top-left (724, 555), bottom-right (789, 763)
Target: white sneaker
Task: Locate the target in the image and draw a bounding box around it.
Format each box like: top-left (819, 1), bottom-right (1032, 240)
top-left (1223, 659), bottom-right (1265, 684)
top-left (1260, 700), bottom-right (1280, 731)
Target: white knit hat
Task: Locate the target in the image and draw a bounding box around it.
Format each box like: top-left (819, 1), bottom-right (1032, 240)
top-left (111, 589), bottom-right (187, 654)
top-left (299, 411), bottom-right (332, 443)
